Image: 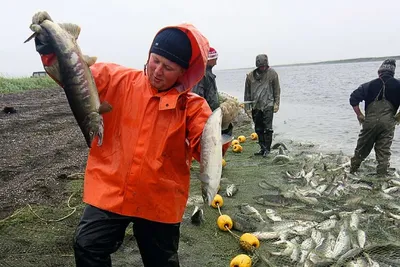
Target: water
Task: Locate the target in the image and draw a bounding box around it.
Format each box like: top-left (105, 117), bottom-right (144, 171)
top-left (215, 61), bottom-right (400, 167)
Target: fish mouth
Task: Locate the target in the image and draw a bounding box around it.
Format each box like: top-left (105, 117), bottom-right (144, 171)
top-left (24, 32), bottom-right (37, 43)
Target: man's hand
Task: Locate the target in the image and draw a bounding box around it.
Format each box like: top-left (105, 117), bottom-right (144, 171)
top-left (220, 99), bottom-right (240, 130)
top-left (273, 103), bottom-right (279, 113)
top-left (357, 113), bottom-right (365, 125)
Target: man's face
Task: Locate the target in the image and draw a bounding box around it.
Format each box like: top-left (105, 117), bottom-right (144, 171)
top-left (207, 58), bottom-right (217, 67)
top-left (257, 65), bottom-right (267, 72)
top-left (147, 53), bottom-right (186, 91)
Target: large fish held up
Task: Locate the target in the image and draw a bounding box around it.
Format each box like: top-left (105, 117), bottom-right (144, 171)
top-left (24, 11), bottom-right (112, 147)
top-left (199, 107), bottom-right (224, 206)
top-left (199, 106), bottom-right (234, 206)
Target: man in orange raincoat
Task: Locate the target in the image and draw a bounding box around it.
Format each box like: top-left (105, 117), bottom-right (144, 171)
top-left (33, 20), bottom-right (236, 267)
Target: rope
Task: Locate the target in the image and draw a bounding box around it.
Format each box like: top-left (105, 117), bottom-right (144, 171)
top-left (216, 202), bottom-right (274, 266)
top-left (27, 192), bottom-right (78, 223)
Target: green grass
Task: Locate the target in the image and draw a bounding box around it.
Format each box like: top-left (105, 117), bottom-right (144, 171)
top-left (0, 76), bottom-right (57, 94)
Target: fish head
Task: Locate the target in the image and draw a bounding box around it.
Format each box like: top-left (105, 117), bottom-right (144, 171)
top-left (85, 112), bottom-right (104, 147)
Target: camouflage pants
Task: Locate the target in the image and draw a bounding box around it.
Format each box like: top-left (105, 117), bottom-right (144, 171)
top-left (351, 100), bottom-right (395, 174)
top-left (252, 107), bottom-right (274, 151)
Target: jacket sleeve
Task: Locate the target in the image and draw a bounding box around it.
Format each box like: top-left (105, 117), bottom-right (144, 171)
top-left (244, 74), bottom-right (252, 110)
top-left (90, 63), bottom-right (133, 99)
top-left (186, 96), bottom-right (212, 161)
top-left (273, 72), bottom-right (281, 106)
top-left (205, 76), bottom-right (220, 111)
top-left (191, 77), bottom-right (206, 97)
top-left (349, 85), bottom-right (367, 106)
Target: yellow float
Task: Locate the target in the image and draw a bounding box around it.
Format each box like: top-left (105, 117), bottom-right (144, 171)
top-left (232, 144), bottom-right (242, 153)
top-left (239, 233), bottom-right (260, 251)
top-left (222, 158), bottom-right (227, 167)
top-left (231, 139), bottom-right (240, 146)
top-left (230, 254), bottom-right (252, 267)
top-left (211, 194), bottom-right (224, 208)
top-left (238, 135), bottom-right (246, 143)
top-left (217, 214), bottom-right (233, 231)
top-left (250, 133), bottom-right (258, 140)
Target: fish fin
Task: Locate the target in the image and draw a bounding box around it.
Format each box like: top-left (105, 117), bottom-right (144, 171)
top-left (83, 55), bottom-right (98, 66)
top-left (44, 61), bottom-right (63, 86)
top-left (221, 134), bottom-right (233, 145)
top-left (58, 23), bottom-right (81, 39)
top-left (99, 101), bottom-right (113, 114)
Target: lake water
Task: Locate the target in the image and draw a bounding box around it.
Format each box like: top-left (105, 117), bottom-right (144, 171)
top-left (214, 61), bottom-right (400, 167)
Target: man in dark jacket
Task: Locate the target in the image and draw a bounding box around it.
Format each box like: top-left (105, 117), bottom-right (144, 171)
top-left (244, 54), bottom-right (281, 157)
top-left (192, 47), bottom-right (220, 111)
top-left (349, 59), bottom-right (400, 175)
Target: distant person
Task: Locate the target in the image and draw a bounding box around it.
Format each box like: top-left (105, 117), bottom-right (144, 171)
top-left (244, 54), bottom-right (281, 157)
top-left (349, 59), bottom-right (400, 175)
top-left (192, 47), bottom-right (220, 111)
top-left (192, 47), bottom-right (232, 156)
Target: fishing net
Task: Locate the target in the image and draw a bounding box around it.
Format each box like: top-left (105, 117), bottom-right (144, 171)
top-left (2, 115), bottom-right (400, 267)
top-left (212, 145), bottom-right (400, 267)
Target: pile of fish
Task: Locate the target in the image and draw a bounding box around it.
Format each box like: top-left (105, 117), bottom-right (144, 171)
top-left (228, 143), bottom-right (400, 266)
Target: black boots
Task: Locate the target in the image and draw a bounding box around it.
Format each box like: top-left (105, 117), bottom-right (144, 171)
top-left (254, 131), bottom-right (273, 158)
top-left (254, 131), bottom-right (265, 156)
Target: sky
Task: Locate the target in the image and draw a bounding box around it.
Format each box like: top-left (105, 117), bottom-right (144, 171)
top-left (2, 0), bottom-right (400, 77)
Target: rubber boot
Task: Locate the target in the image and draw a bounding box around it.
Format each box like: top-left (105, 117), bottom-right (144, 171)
top-left (254, 132), bottom-right (266, 156)
top-left (376, 162), bottom-right (389, 176)
top-left (350, 157), bottom-right (361, 174)
top-left (262, 132), bottom-right (273, 158)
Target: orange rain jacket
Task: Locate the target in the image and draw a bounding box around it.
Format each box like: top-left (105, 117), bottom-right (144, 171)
top-left (83, 24), bottom-right (211, 223)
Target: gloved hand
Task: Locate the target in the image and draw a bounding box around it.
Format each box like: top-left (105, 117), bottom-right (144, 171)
top-left (394, 113), bottom-right (400, 125)
top-left (357, 113), bottom-right (365, 125)
top-left (273, 103), bottom-right (279, 113)
top-left (220, 99), bottom-right (240, 130)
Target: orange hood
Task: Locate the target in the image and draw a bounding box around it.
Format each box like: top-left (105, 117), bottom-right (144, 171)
top-left (146, 24), bottom-right (210, 92)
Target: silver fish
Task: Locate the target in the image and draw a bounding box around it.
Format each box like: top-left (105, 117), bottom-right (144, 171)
top-left (272, 154), bottom-right (291, 164)
top-left (225, 184), bottom-right (238, 197)
top-left (199, 107), bottom-right (226, 206)
top-left (265, 208), bottom-right (282, 222)
top-left (190, 206), bottom-right (204, 225)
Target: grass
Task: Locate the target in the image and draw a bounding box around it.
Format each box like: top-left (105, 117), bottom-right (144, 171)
top-left (0, 76), bottom-right (57, 94)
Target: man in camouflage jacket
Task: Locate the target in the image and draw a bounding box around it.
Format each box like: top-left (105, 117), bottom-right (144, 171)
top-left (244, 54), bottom-right (281, 157)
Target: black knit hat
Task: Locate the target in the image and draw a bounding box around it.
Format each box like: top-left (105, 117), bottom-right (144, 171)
top-left (150, 28), bottom-right (192, 69)
top-left (378, 59), bottom-right (396, 76)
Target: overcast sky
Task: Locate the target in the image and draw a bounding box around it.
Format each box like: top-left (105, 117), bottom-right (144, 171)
top-left (2, 0), bottom-right (400, 77)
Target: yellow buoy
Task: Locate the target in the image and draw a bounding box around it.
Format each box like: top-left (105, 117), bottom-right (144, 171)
top-left (230, 254), bottom-right (252, 267)
top-left (222, 158), bottom-right (227, 167)
top-left (231, 139), bottom-right (240, 146)
top-left (217, 214), bottom-right (233, 231)
top-left (238, 135), bottom-right (246, 143)
top-left (250, 133), bottom-right (258, 140)
top-left (232, 144), bottom-right (242, 153)
top-left (211, 194), bottom-right (224, 208)
top-left (239, 233), bottom-right (260, 251)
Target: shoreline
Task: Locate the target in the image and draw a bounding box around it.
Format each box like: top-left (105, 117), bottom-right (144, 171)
top-left (217, 55), bottom-right (400, 72)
